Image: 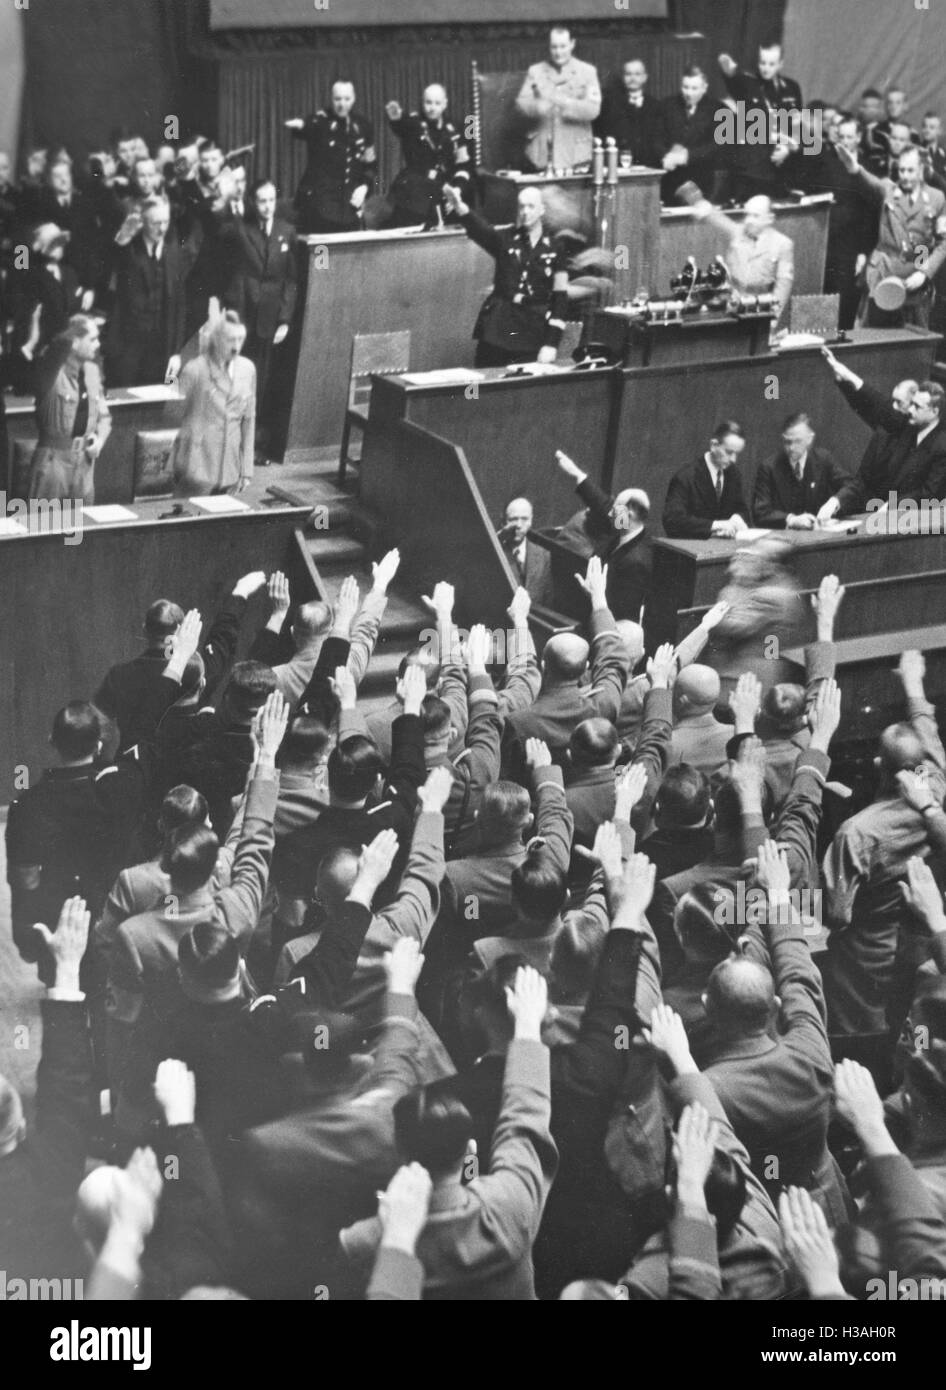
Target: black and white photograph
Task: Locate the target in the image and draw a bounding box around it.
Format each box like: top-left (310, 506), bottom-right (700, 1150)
top-left (2, 0), bottom-right (946, 1338)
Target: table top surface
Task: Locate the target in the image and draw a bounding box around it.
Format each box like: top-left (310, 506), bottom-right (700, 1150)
top-left (0, 495), bottom-right (312, 543)
top-left (654, 510), bottom-right (946, 561)
top-left (4, 384), bottom-right (183, 417)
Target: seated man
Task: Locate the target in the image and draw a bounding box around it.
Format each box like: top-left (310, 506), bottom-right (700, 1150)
top-left (752, 412), bottom-right (851, 530)
top-left (679, 184), bottom-right (795, 328)
top-left (554, 450), bottom-right (651, 622)
top-left (662, 420), bottom-right (750, 540)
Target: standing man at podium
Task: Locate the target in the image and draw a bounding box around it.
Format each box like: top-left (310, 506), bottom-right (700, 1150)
top-left (594, 58), bottom-right (664, 170)
top-left (285, 82), bottom-right (377, 235)
top-left (384, 85), bottom-right (472, 229)
top-left (442, 182), bottom-right (569, 366)
top-left (515, 26), bottom-right (601, 173)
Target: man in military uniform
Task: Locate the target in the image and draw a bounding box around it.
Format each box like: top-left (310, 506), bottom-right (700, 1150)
top-left (285, 81), bottom-right (376, 234)
top-left (442, 182), bottom-right (569, 366)
top-left (836, 141), bottom-right (946, 328)
top-left (515, 26), bottom-right (601, 173)
top-left (681, 185), bottom-right (795, 328)
top-left (384, 84), bottom-right (471, 229)
top-left (717, 42), bottom-right (803, 203)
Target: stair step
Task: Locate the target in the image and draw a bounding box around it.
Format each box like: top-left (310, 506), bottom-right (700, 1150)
top-left (306, 534), bottom-right (366, 567)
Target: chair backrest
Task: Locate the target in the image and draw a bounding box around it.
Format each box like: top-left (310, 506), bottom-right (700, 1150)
top-left (348, 331), bottom-right (411, 411)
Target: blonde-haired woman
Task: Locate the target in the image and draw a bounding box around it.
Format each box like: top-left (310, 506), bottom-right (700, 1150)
top-left (171, 309), bottom-right (256, 496)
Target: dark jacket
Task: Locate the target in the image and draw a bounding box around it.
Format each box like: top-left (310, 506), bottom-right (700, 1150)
top-left (574, 476), bottom-right (653, 620)
top-left (836, 379), bottom-right (946, 510)
top-left (662, 457), bottom-right (749, 539)
top-left (290, 109), bottom-right (377, 230)
top-left (659, 94), bottom-right (721, 198)
top-left (107, 232), bottom-right (187, 359)
top-left (224, 215), bottom-right (298, 341)
top-left (594, 87), bottom-right (664, 168)
top-left (752, 444), bottom-right (852, 528)
top-left (460, 210), bottom-right (568, 355)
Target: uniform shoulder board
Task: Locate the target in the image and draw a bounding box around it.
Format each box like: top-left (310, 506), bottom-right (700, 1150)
top-left (95, 765), bottom-right (120, 781)
top-left (249, 994), bottom-right (277, 1012)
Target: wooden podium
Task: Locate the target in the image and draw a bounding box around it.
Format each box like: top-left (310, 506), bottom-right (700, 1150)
top-left (477, 167), bottom-right (662, 303)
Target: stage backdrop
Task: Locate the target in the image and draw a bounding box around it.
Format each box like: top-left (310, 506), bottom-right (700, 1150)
top-left (211, 0), bottom-right (667, 27)
top-left (783, 0), bottom-right (946, 115)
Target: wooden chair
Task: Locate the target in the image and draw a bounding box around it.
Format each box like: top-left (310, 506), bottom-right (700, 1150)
top-left (338, 330), bottom-right (410, 485)
top-left (133, 429), bottom-right (178, 498)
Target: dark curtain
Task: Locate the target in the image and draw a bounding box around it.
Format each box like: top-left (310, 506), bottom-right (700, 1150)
top-left (671, 0), bottom-right (789, 85)
top-left (19, 0), bottom-right (216, 164)
top-left (217, 29), bottom-right (709, 200)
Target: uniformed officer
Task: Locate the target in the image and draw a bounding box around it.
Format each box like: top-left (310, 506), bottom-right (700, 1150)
top-left (683, 186), bottom-right (795, 328)
top-left (515, 26), bottom-right (601, 173)
top-left (836, 140), bottom-right (946, 328)
top-left (384, 84), bottom-right (471, 229)
top-left (285, 81), bottom-right (377, 234)
top-left (717, 42), bottom-right (803, 203)
top-left (442, 181), bottom-right (569, 366)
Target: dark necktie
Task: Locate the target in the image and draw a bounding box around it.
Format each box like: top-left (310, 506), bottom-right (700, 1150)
top-left (72, 366), bottom-right (90, 439)
top-left (715, 469), bottom-right (724, 502)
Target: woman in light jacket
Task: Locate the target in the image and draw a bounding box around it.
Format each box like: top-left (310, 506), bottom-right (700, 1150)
top-left (172, 309), bottom-right (256, 496)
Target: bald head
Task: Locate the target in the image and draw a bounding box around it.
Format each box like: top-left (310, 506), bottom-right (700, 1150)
top-left (293, 600), bottom-right (333, 650)
top-left (878, 722), bottom-right (926, 787)
top-left (615, 619), bottom-right (645, 667)
top-left (674, 663), bottom-right (721, 717)
top-left (743, 195), bottom-right (775, 238)
top-left (423, 84), bottom-right (448, 121)
top-left (543, 632), bottom-right (590, 683)
top-left (316, 846), bottom-right (361, 912)
top-left (705, 955), bottom-right (775, 1036)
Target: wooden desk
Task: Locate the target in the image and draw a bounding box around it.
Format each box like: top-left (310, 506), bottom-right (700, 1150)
top-left (4, 387), bottom-right (184, 505)
top-left (609, 329), bottom-right (941, 531)
top-left (285, 228), bottom-right (492, 455)
top-left (0, 497), bottom-right (313, 798)
top-left (368, 363), bottom-right (619, 530)
top-left (368, 330), bottom-right (939, 537)
top-left (657, 196), bottom-right (832, 300)
top-left (649, 523), bottom-right (946, 715)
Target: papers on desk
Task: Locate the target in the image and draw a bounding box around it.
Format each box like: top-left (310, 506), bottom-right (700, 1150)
top-left (816, 517), bottom-right (862, 534)
top-left (123, 384), bottom-right (179, 402)
top-left (400, 369), bottom-right (484, 386)
top-left (738, 528), bottom-right (773, 542)
top-left (83, 504), bottom-right (138, 523)
top-left (190, 494), bottom-right (252, 514)
top-left (502, 362), bottom-right (570, 377)
top-left (775, 333), bottom-right (825, 349)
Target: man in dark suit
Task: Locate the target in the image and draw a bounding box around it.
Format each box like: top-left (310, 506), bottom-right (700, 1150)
top-left (594, 57), bottom-right (664, 169)
top-left (285, 81), bottom-right (377, 234)
top-left (555, 450), bottom-right (652, 620)
top-left (873, 87), bottom-right (920, 164)
top-left (920, 113), bottom-right (946, 187)
top-left (497, 497), bottom-right (553, 608)
top-left (224, 179), bottom-right (298, 463)
top-left (752, 411), bottom-right (851, 529)
top-left (106, 196), bottom-right (186, 387)
top-left (717, 43), bottom-right (802, 203)
top-left (857, 88), bottom-right (888, 175)
top-left (662, 420), bottom-right (751, 539)
top-left (818, 349), bottom-right (946, 515)
top-left (659, 65), bottom-right (721, 202)
top-left (35, 157), bottom-right (103, 298)
top-left (794, 114), bottom-right (879, 329)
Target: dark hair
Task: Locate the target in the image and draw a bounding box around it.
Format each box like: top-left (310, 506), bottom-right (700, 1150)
top-left (223, 662), bottom-right (277, 724)
top-left (280, 715), bottom-right (331, 768)
top-left (251, 177), bottom-right (277, 198)
top-left (714, 773), bottom-right (773, 834)
top-left (51, 702), bottom-right (102, 761)
top-left (655, 764), bottom-right (711, 828)
top-left (328, 734), bottom-right (384, 801)
top-left (394, 1081), bottom-right (474, 1176)
top-left (162, 824), bottom-right (219, 894)
top-left (704, 1150), bottom-right (748, 1242)
top-left (422, 694), bottom-right (452, 741)
top-left (682, 64), bottom-right (706, 81)
top-left (762, 682), bottom-right (806, 732)
top-left (178, 919), bottom-right (240, 989)
top-left (861, 88), bottom-right (883, 102)
top-left (144, 599), bottom-right (184, 645)
top-left (511, 843), bottom-right (568, 924)
top-left (551, 915), bottom-right (607, 1001)
top-left (711, 419), bottom-right (745, 443)
top-left (160, 784), bottom-right (209, 836)
top-left (673, 881), bottom-right (743, 961)
top-left (781, 411), bottom-right (812, 432)
top-left (569, 717), bottom-right (619, 768)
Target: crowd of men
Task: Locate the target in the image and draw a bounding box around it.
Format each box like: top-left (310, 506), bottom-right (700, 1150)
top-left (2, 526), bottom-right (946, 1301)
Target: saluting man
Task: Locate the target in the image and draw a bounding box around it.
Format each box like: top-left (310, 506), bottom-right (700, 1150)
top-left (285, 81), bottom-right (377, 234)
top-left (442, 181), bottom-right (569, 367)
top-left (385, 84), bottom-right (472, 229)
